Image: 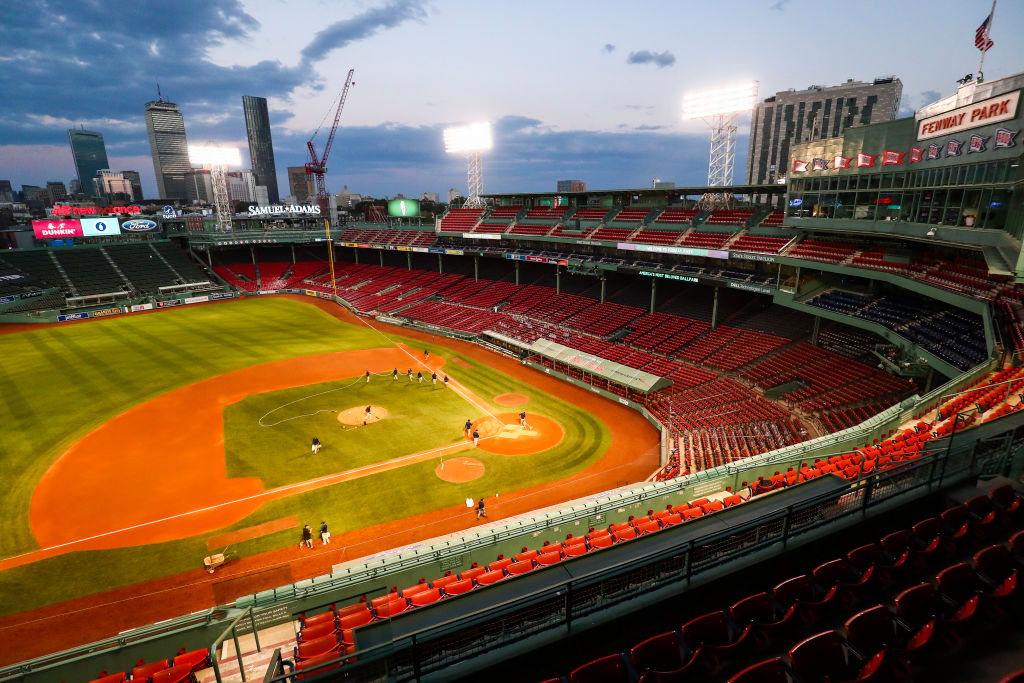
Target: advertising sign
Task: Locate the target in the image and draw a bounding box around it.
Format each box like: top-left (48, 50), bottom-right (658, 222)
top-left (209, 292), bottom-right (235, 300)
top-left (639, 270), bottom-right (699, 283)
top-left (917, 90), bottom-right (1020, 140)
top-left (92, 307), bottom-right (122, 317)
top-left (121, 219), bottom-right (158, 233)
top-left (387, 199), bottom-right (420, 217)
top-left (58, 312), bottom-right (90, 322)
top-left (0, 295), bottom-right (15, 305)
top-left (131, 303), bottom-right (154, 312)
top-left (184, 295), bottom-right (210, 304)
top-left (33, 219), bottom-right (82, 238)
top-left (156, 299), bottom-right (182, 308)
top-left (80, 217), bottom-right (121, 236)
top-left (248, 204), bottom-right (321, 216)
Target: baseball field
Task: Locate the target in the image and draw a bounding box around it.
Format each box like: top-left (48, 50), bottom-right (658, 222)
top-left (0, 295), bottom-right (659, 641)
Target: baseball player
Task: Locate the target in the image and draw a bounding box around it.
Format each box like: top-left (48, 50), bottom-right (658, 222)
top-left (519, 411), bottom-right (527, 428)
top-left (465, 418), bottom-right (473, 438)
top-left (431, 372), bottom-right (437, 385)
top-left (407, 368), bottom-right (413, 382)
top-left (365, 370), bottom-right (371, 383)
top-left (444, 375), bottom-right (450, 389)
top-left (311, 436), bottom-right (321, 454)
top-left (476, 497), bottom-right (487, 519)
top-left (472, 428), bottom-right (480, 447)
top-left (424, 349), bottom-right (430, 361)
top-left (392, 368), bottom-right (398, 381)
top-left (364, 405), bottom-right (372, 425)
top-left (417, 371), bottom-right (424, 384)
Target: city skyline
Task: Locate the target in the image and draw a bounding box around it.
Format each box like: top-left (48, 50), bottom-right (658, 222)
top-left (2, 0), bottom-right (1023, 200)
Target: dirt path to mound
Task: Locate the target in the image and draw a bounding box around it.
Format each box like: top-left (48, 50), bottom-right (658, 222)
top-left (0, 295), bottom-right (659, 664)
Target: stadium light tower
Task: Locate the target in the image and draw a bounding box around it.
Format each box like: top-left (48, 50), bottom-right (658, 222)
top-left (188, 144), bottom-right (242, 232)
top-left (444, 122), bottom-right (492, 209)
top-left (682, 81), bottom-right (758, 209)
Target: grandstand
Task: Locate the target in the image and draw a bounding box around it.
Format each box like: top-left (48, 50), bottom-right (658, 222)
top-left (3, 71), bottom-right (1024, 683)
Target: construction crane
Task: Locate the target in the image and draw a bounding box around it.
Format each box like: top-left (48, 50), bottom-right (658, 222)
top-left (305, 68), bottom-right (355, 219)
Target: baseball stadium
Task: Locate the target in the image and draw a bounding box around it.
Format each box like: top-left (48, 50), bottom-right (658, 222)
top-left (3, 72), bottom-right (1024, 683)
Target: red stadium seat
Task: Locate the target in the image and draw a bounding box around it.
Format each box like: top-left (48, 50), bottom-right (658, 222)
top-left (443, 578), bottom-right (475, 595)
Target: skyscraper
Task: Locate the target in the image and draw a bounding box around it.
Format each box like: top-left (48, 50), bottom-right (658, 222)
top-left (122, 171), bottom-right (143, 201)
top-left (746, 77), bottom-right (902, 185)
top-left (144, 98), bottom-right (190, 199)
top-left (67, 129), bottom-right (110, 196)
top-left (288, 166), bottom-right (315, 203)
top-left (242, 95), bottom-right (280, 204)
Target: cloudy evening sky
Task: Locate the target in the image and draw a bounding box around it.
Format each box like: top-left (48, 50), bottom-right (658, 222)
top-left (2, 0), bottom-right (1023, 200)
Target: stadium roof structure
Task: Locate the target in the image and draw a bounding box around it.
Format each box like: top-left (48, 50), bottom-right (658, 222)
top-left (528, 338), bottom-right (671, 394)
top-left (483, 182), bottom-right (785, 199)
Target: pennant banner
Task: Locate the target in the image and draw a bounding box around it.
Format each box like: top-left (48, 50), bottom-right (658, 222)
top-left (856, 153), bottom-right (876, 168)
top-left (881, 150), bottom-right (904, 165)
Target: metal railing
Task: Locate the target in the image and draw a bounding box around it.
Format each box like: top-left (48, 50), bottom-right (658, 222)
top-left (264, 425), bottom-right (1022, 681)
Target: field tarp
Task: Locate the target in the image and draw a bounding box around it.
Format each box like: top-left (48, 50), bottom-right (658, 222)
top-left (528, 338), bottom-right (671, 394)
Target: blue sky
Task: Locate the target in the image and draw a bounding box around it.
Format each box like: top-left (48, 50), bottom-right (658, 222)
top-left (2, 0), bottom-right (1022, 200)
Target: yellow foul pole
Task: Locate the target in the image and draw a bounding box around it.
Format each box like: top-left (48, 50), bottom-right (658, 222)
top-left (324, 218), bottom-right (337, 298)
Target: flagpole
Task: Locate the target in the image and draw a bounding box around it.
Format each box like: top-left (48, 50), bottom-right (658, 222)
top-left (978, 0), bottom-right (996, 81)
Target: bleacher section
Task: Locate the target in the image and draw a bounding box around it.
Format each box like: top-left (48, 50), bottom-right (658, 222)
top-left (654, 209), bottom-right (697, 225)
top-left (786, 238), bottom-right (859, 264)
top-left (438, 208), bottom-right (484, 233)
top-left (679, 231), bottom-right (732, 249)
top-left (808, 289), bottom-right (988, 370)
top-left (104, 244), bottom-right (189, 294)
top-left (0, 250), bottom-right (70, 294)
top-left (51, 249), bottom-right (127, 296)
top-left (729, 233), bottom-right (791, 253)
top-left (705, 209), bottom-right (755, 226)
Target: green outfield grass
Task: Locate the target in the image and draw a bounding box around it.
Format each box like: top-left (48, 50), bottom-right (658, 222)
top-left (224, 376), bottom-right (473, 488)
top-left (0, 297), bottom-right (612, 616)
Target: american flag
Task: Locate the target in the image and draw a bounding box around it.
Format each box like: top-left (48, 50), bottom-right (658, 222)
top-left (975, 11), bottom-right (994, 52)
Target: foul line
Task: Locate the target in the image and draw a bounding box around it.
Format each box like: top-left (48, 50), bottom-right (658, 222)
top-left (0, 436), bottom-right (499, 564)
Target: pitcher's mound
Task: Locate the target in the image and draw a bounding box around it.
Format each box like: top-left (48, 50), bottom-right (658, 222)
top-left (337, 405), bottom-right (388, 425)
top-left (436, 457), bottom-right (485, 483)
top-left (495, 393), bottom-right (529, 406)
top-left (470, 413), bottom-right (563, 455)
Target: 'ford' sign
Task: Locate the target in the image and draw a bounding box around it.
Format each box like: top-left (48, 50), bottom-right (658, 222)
top-left (122, 219), bottom-right (158, 232)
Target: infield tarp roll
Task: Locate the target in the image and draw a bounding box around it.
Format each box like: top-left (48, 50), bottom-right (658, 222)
top-left (527, 338), bottom-right (671, 394)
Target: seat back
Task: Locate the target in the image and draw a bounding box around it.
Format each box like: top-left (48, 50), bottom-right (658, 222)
top-left (570, 653), bottom-right (630, 683)
top-left (410, 588), bottom-right (442, 607)
top-left (935, 562), bottom-right (980, 602)
top-left (894, 583), bottom-right (938, 625)
top-left (630, 631), bottom-right (686, 673)
top-left (728, 657), bottom-right (791, 683)
top-left (843, 605), bottom-right (895, 654)
top-left (444, 578), bottom-right (475, 595)
top-left (730, 592), bottom-right (774, 626)
top-left (974, 544), bottom-right (1013, 583)
top-left (681, 610), bottom-right (731, 647)
top-left (773, 575), bottom-right (813, 607)
top-left (788, 630), bottom-right (846, 681)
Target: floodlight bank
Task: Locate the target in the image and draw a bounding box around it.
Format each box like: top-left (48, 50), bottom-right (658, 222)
top-left (682, 82), bottom-right (758, 119)
top-left (443, 122), bottom-right (493, 153)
